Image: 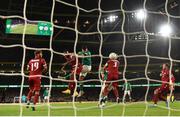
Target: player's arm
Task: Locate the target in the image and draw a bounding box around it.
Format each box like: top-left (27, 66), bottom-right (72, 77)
top-left (103, 62), bottom-right (108, 71)
top-left (85, 51), bottom-right (91, 56)
top-left (100, 68), bottom-right (108, 81)
top-left (61, 62), bottom-right (68, 75)
top-left (78, 51), bottom-right (83, 55)
top-left (129, 83), bottom-right (132, 91)
top-left (42, 59), bottom-right (48, 73)
top-left (101, 61), bottom-right (109, 81)
top-left (117, 61), bottom-right (120, 75)
top-left (27, 60), bottom-right (31, 73)
top-left (61, 59), bottom-right (75, 75)
top-left (62, 55), bottom-right (76, 68)
top-left (27, 64), bottom-right (29, 71)
top-left (77, 51), bottom-right (84, 59)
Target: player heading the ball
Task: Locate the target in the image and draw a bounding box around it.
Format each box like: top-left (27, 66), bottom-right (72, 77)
top-left (77, 46), bottom-right (92, 97)
top-left (26, 50), bottom-right (47, 111)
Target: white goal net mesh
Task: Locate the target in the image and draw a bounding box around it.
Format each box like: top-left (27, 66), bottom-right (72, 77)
top-left (0, 0), bottom-right (180, 116)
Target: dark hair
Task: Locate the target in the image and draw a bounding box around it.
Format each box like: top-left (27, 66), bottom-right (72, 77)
top-left (34, 50), bottom-right (42, 55)
top-left (163, 63), bottom-right (170, 68)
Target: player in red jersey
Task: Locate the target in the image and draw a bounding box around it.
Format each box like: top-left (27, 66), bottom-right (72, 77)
top-left (26, 50), bottom-right (47, 111)
top-left (61, 51), bottom-right (82, 97)
top-left (99, 52), bottom-right (120, 107)
top-left (152, 63), bottom-right (175, 108)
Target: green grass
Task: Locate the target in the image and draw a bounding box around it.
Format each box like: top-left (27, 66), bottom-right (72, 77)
top-left (10, 24), bottom-right (38, 34)
top-left (0, 101), bottom-right (180, 116)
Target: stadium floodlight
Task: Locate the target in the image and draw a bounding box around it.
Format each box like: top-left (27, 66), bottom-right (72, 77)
top-left (159, 24), bottom-right (172, 37)
top-left (109, 15), bottom-right (116, 22)
top-left (104, 15), bottom-right (118, 23)
top-left (104, 19), bottom-right (107, 23)
top-left (85, 20), bottom-right (90, 24)
top-left (136, 9), bottom-right (146, 20)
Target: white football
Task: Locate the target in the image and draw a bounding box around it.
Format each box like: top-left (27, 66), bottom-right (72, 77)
top-left (109, 52), bottom-right (118, 60)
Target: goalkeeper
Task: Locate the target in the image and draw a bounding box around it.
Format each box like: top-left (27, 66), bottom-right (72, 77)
top-left (77, 46), bottom-right (92, 97)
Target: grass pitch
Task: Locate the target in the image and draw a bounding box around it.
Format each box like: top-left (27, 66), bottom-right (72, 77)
top-left (10, 24), bottom-right (38, 34)
top-left (0, 101), bottom-right (180, 116)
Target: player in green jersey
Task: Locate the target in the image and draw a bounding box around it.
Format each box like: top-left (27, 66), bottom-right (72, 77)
top-left (43, 88), bottom-right (49, 103)
top-left (77, 46), bottom-right (92, 97)
top-left (122, 80), bottom-right (132, 102)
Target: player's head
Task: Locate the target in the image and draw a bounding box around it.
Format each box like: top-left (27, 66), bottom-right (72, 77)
top-left (109, 52), bottom-right (118, 60)
top-left (162, 63), bottom-right (169, 69)
top-left (82, 46), bottom-right (88, 52)
top-left (34, 50), bottom-right (43, 58)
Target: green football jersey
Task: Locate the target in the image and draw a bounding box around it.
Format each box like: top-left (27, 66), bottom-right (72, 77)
top-left (122, 82), bottom-right (132, 91)
top-left (43, 89), bottom-right (49, 97)
top-left (78, 51), bottom-right (92, 66)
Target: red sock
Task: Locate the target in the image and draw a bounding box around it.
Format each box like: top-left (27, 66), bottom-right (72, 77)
top-left (113, 87), bottom-right (119, 98)
top-left (27, 90), bottom-right (33, 101)
top-left (33, 91), bottom-right (39, 105)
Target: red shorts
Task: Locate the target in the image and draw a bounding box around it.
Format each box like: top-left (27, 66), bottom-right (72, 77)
top-left (106, 73), bottom-right (119, 87)
top-left (155, 85), bottom-right (169, 95)
top-left (29, 77), bottom-right (41, 91)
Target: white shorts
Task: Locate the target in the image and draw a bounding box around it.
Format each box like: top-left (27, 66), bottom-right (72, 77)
top-left (124, 90), bottom-right (131, 95)
top-left (44, 96), bottom-right (49, 100)
top-left (80, 65), bottom-right (92, 77)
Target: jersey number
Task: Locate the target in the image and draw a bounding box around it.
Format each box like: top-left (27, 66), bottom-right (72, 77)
top-left (113, 62), bottom-right (118, 67)
top-left (31, 62), bottom-right (39, 71)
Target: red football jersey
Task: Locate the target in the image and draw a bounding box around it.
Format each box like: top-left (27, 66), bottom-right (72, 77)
top-left (161, 69), bottom-right (175, 85)
top-left (65, 54), bottom-right (79, 68)
top-left (105, 59), bottom-right (119, 74)
top-left (28, 58), bottom-right (47, 76)
top-left (64, 54), bottom-right (82, 75)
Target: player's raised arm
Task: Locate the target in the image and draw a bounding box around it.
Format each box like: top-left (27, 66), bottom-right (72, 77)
top-left (42, 59), bottom-right (47, 73)
top-left (27, 62), bottom-right (30, 71)
top-left (38, 50), bottom-right (47, 73)
top-left (103, 63), bottom-right (108, 71)
top-left (26, 60), bottom-right (31, 73)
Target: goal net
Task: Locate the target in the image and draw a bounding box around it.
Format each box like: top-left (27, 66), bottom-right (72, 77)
top-left (0, 0), bottom-right (180, 116)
